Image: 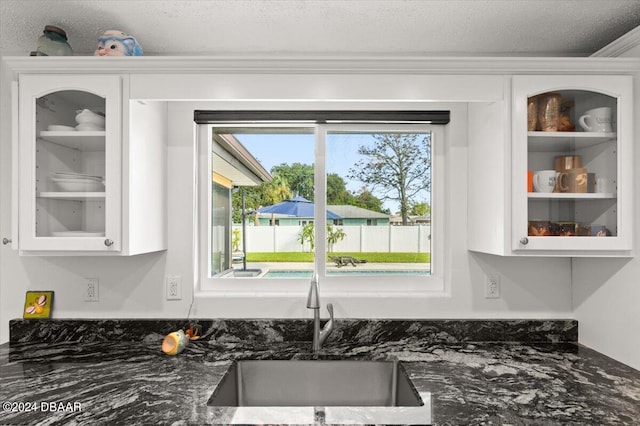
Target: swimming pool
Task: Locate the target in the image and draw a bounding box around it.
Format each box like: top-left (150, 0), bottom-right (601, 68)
top-left (262, 269), bottom-right (430, 278)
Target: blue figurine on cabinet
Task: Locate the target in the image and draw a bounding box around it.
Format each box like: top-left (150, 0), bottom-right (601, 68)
top-left (94, 30), bottom-right (143, 56)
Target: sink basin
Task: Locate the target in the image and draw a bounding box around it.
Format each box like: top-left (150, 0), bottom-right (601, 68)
top-left (208, 359), bottom-right (422, 407)
top-left (207, 360), bottom-right (431, 424)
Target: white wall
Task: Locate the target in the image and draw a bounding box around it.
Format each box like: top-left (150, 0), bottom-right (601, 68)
top-left (0, 70), bottom-right (575, 347)
top-left (572, 42), bottom-right (640, 370)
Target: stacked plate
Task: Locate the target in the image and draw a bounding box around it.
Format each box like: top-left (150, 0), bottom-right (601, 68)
top-left (75, 109), bottom-right (105, 131)
top-left (47, 125), bottom-right (76, 132)
top-left (51, 172), bottom-right (105, 192)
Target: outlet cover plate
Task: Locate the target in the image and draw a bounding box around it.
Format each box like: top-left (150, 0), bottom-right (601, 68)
top-left (85, 278), bottom-right (99, 302)
top-left (166, 275), bottom-right (182, 300)
top-left (485, 275), bottom-right (500, 299)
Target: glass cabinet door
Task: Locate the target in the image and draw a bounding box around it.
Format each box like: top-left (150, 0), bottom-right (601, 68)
top-left (18, 75), bottom-right (121, 252)
top-left (512, 76), bottom-right (632, 255)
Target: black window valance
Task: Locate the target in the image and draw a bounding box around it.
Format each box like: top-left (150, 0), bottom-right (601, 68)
top-left (194, 110), bottom-right (450, 124)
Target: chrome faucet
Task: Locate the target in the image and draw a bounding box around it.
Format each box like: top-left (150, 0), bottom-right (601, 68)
top-left (306, 273), bottom-right (334, 353)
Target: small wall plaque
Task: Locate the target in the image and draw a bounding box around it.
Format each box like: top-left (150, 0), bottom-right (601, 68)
top-left (23, 291), bottom-right (54, 319)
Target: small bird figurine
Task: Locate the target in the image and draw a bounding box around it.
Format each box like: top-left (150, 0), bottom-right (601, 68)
top-left (94, 30), bottom-right (143, 56)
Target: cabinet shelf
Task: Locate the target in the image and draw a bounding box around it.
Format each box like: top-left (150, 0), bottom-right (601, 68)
top-left (39, 131), bottom-right (106, 152)
top-left (527, 131), bottom-right (616, 152)
top-left (38, 192), bottom-right (106, 201)
top-left (528, 192), bottom-right (615, 200)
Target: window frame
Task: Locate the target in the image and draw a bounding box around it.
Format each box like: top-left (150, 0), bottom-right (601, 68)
top-left (197, 122), bottom-right (445, 295)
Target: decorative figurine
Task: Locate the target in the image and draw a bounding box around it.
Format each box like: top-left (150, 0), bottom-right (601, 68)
top-left (94, 30), bottom-right (143, 56)
top-left (31, 25), bottom-right (73, 56)
top-left (161, 324), bottom-right (201, 356)
top-left (162, 329), bottom-right (188, 355)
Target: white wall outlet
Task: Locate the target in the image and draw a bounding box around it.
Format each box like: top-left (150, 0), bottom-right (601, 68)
top-left (85, 278), bottom-right (99, 302)
top-left (485, 274), bottom-right (500, 299)
top-left (166, 275), bottom-right (182, 300)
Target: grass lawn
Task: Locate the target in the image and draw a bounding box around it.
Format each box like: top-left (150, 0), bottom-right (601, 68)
top-left (246, 252), bottom-right (430, 263)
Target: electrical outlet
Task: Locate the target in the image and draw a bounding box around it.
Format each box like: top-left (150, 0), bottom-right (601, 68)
top-left (485, 274), bottom-right (500, 299)
top-left (85, 278), bottom-right (99, 302)
top-left (166, 275), bottom-right (181, 300)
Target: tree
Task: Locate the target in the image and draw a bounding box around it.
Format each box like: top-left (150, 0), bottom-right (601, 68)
top-left (297, 222), bottom-right (315, 251)
top-left (409, 201), bottom-right (430, 216)
top-left (351, 187), bottom-right (387, 214)
top-left (271, 163), bottom-right (314, 201)
top-left (231, 185), bottom-right (263, 223)
top-left (326, 173), bottom-right (351, 205)
top-left (327, 174), bottom-right (387, 213)
top-left (231, 173), bottom-right (292, 223)
top-left (326, 224), bottom-right (346, 252)
top-left (263, 174), bottom-right (292, 205)
top-left (348, 133), bottom-right (431, 225)
top-left (232, 228), bottom-right (241, 251)
top-left (298, 222), bottom-right (347, 253)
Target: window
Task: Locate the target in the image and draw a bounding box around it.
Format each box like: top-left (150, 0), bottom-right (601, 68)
top-left (197, 118), bottom-right (445, 293)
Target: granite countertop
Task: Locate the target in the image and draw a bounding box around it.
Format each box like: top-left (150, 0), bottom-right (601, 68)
top-left (1, 319), bottom-right (639, 425)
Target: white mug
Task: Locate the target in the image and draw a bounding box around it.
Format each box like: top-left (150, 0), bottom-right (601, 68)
top-left (578, 107), bottom-right (613, 133)
top-left (596, 177), bottom-right (616, 194)
top-left (533, 170), bottom-right (557, 193)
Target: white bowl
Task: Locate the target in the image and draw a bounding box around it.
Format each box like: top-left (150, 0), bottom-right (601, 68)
top-left (75, 109), bottom-right (106, 126)
top-left (48, 125), bottom-right (76, 132)
top-left (52, 178), bottom-right (105, 192)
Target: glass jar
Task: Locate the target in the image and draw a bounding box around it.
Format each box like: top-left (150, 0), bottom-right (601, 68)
top-left (35, 25), bottom-right (73, 56)
top-left (527, 96), bottom-right (539, 131)
top-left (537, 92), bottom-right (562, 132)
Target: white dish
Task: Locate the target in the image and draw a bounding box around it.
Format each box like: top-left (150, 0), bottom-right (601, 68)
top-left (53, 172), bottom-right (103, 181)
top-left (52, 178), bottom-right (105, 192)
top-left (48, 125), bottom-right (76, 132)
top-left (51, 231), bottom-right (105, 237)
top-left (75, 124), bottom-right (104, 131)
top-left (75, 109), bottom-right (106, 126)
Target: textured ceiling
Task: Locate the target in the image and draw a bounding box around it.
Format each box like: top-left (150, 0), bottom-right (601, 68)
top-left (1, 0), bottom-right (640, 57)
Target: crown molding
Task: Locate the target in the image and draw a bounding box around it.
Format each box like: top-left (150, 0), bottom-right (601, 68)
top-left (591, 26), bottom-right (640, 58)
top-left (2, 55), bottom-right (640, 75)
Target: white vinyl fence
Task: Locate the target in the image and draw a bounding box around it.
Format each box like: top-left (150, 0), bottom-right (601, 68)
top-left (233, 225), bottom-right (431, 253)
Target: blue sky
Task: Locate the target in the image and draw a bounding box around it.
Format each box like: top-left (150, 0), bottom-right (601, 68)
top-left (235, 132), bottom-right (430, 213)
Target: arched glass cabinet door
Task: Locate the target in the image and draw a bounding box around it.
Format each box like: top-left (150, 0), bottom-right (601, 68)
top-left (512, 75), bottom-right (633, 256)
top-left (18, 75), bottom-right (121, 252)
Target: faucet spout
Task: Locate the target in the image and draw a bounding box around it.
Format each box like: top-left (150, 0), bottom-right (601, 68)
top-left (306, 273), bottom-right (320, 309)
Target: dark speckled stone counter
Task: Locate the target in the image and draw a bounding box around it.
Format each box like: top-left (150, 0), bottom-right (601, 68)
top-left (1, 319), bottom-right (638, 425)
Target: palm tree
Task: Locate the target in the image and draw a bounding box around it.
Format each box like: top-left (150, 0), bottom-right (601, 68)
top-left (265, 174), bottom-right (292, 204)
top-left (326, 224), bottom-right (346, 252)
top-left (297, 222), bottom-right (315, 251)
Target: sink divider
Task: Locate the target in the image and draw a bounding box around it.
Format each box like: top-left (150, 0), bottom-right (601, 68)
top-left (391, 359), bottom-right (398, 407)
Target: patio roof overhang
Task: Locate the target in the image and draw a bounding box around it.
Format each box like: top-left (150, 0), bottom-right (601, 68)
top-left (212, 133), bottom-right (272, 186)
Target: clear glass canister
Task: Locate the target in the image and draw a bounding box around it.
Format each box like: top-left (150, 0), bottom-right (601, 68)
top-left (538, 92), bottom-right (562, 132)
top-left (527, 96), bottom-right (539, 131)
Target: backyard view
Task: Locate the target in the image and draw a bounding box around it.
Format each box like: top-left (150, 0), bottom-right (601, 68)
top-left (211, 127), bottom-right (432, 279)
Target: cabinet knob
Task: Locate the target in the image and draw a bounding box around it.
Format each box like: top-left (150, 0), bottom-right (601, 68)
top-left (2, 238), bottom-right (11, 245)
top-left (104, 239), bottom-right (114, 247)
top-left (520, 237), bottom-right (529, 245)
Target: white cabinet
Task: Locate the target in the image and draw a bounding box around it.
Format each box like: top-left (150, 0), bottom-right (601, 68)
top-left (468, 75), bottom-right (633, 257)
top-left (511, 75), bottom-right (633, 256)
top-left (15, 74), bottom-right (167, 255)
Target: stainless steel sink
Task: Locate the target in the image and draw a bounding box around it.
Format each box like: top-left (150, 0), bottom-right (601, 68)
top-left (208, 360), bottom-right (423, 407)
top-left (207, 360), bottom-right (432, 424)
